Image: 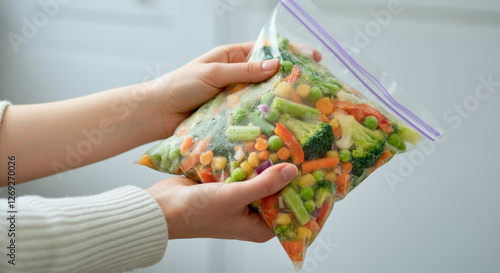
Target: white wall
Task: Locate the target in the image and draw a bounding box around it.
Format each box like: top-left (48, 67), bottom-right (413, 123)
top-left (1, 0), bottom-right (499, 272)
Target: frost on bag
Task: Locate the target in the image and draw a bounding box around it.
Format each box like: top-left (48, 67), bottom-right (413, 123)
top-left (138, 0), bottom-right (441, 271)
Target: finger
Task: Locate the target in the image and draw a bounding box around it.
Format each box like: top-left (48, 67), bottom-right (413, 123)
top-left (204, 59), bottom-right (279, 88)
top-left (290, 43), bottom-right (322, 62)
top-left (197, 42), bottom-right (255, 63)
top-left (234, 211), bottom-right (276, 243)
top-left (224, 163), bottom-right (298, 206)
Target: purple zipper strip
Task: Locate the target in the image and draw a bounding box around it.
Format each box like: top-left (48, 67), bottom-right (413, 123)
top-left (286, 0), bottom-right (440, 138)
top-left (280, 0), bottom-right (440, 140)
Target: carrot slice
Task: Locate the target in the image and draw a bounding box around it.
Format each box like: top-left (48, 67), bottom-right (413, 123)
top-left (315, 98), bottom-right (334, 115)
top-left (180, 136), bottom-right (195, 156)
top-left (301, 157), bottom-right (340, 174)
top-left (288, 90), bottom-right (303, 104)
top-left (336, 173), bottom-right (350, 197)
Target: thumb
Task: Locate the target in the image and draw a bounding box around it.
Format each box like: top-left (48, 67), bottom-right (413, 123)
top-left (209, 59), bottom-right (280, 88)
top-left (225, 163), bottom-right (298, 206)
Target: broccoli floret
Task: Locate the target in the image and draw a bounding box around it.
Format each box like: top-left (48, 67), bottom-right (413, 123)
top-left (274, 224), bottom-right (297, 241)
top-left (337, 113), bottom-right (386, 176)
top-left (314, 180), bottom-right (335, 207)
top-left (278, 114), bottom-right (334, 160)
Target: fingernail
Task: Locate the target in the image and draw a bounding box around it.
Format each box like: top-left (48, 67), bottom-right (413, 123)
top-left (261, 59), bottom-right (278, 71)
top-left (280, 165), bottom-right (298, 182)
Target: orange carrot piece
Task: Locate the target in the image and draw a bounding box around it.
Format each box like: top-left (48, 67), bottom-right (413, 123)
top-left (258, 150), bottom-right (269, 161)
top-left (342, 162), bottom-right (353, 174)
top-left (305, 220), bottom-right (321, 233)
top-left (180, 154), bottom-right (200, 172)
top-left (288, 90), bottom-right (303, 104)
top-left (200, 150), bottom-right (214, 166)
top-left (230, 83), bottom-right (247, 93)
top-left (320, 114), bottom-right (329, 123)
top-left (332, 127), bottom-right (342, 139)
top-left (301, 157), bottom-right (340, 174)
top-left (277, 147), bottom-right (291, 161)
top-left (336, 173), bottom-right (350, 197)
top-left (180, 136), bottom-right (195, 156)
top-left (191, 137), bottom-right (210, 155)
top-left (315, 98), bottom-right (334, 115)
top-left (138, 155), bottom-right (154, 168)
top-left (246, 141), bottom-right (256, 152)
top-left (369, 150), bottom-right (393, 173)
top-left (255, 138), bottom-right (269, 151)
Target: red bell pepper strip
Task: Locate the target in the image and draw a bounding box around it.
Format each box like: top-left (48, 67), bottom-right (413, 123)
top-left (196, 165), bottom-right (216, 183)
top-left (316, 202), bottom-right (331, 227)
top-left (305, 219), bottom-right (321, 233)
top-left (262, 193), bottom-right (280, 228)
top-left (275, 123), bottom-right (304, 164)
top-left (283, 65), bottom-right (300, 85)
top-left (332, 100), bottom-right (393, 133)
top-left (281, 241), bottom-right (304, 262)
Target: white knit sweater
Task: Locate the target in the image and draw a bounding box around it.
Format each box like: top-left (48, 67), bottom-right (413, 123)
top-left (0, 102), bottom-right (168, 272)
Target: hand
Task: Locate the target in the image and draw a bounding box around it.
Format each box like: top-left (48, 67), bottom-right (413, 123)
top-left (152, 42), bottom-right (281, 139)
top-left (146, 163), bottom-right (298, 242)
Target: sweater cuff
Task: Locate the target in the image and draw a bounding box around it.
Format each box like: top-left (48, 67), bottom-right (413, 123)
top-left (14, 186), bottom-right (168, 273)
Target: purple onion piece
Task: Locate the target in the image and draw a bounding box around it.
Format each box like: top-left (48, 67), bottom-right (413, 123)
top-left (255, 159), bottom-right (272, 174)
top-left (311, 207), bottom-right (320, 218)
top-left (257, 104), bottom-right (270, 115)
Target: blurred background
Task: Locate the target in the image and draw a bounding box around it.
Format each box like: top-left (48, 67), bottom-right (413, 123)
top-left (1, 0), bottom-right (499, 272)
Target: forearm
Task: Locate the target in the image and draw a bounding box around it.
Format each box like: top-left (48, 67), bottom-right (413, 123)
top-left (0, 186), bottom-right (168, 272)
top-left (0, 81), bottom-right (167, 184)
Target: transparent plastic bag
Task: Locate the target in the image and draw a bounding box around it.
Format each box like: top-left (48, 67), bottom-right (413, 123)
top-left (137, 0), bottom-right (442, 271)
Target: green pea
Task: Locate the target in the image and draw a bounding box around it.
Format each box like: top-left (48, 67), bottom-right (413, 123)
top-left (312, 170), bottom-right (324, 181)
top-left (268, 135), bottom-right (283, 151)
top-left (231, 168), bottom-right (247, 181)
top-left (398, 141), bottom-right (407, 151)
top-left (307, 86), bottom-right (323, 101)
top-left (387, 133), bottom-right (402, 148)
top-left (304, 200), bottom-right (316, 213)
top-left (362, 116), bottom-right (378, 130)
top-left (265, 108), bottom-right (280, 123)
top-left (169, 148), bottom-right (182, 161)
top-left (225, 177), bottom-right (235, 183)
top-left (282, 60), bottom-right (293, 73)
top-left (300, 187), bottom-right (314, 201)
top-left (339, 150), bottom-right (351, 163)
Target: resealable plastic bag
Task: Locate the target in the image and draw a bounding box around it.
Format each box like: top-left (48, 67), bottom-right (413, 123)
top-left (138, 0), bottom-right (442, 271)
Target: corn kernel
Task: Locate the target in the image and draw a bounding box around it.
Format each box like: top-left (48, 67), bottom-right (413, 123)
top-left (269, 153), bottom-right (279, 163)
top-left (240, 161), bottom-right (254, 177)
top-left (275, 82), bottom-right (293, 98)
top-left (298, 173), bottom-right (316, 187)
top-left (326, 150), bottom-right (339, 158)
top-left (211, 156), bottom-right (227, 171)
top-left (329, 118), bottom-right (339, 129)
top-left (296, 84), bottom-right (311, 98)
top-left (275, 213), bottom-right (292, 226)
top-left (247, 152), bottom-right (260, 168)
top-left (325, 171), bottom-right (337, 183)
top-left (297, 226), bottom-right (312, 242)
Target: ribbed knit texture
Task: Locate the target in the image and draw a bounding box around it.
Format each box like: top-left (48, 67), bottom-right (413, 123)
top-left (0, 186), bottom-right (168, 273)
